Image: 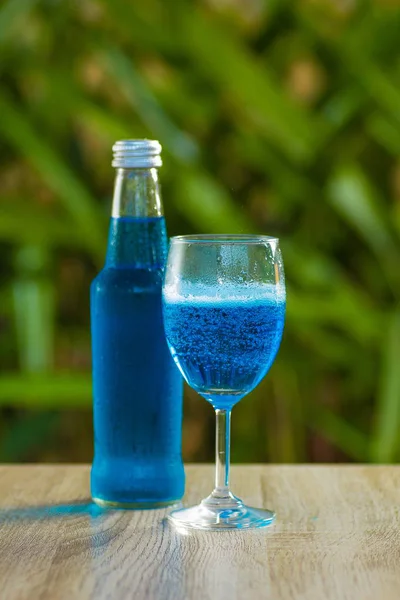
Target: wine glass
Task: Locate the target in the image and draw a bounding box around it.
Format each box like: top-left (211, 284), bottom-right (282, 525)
top-left (162, 235), bottom-right (285, 530)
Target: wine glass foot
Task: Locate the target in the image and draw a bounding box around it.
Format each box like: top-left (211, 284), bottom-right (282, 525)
top-left (168, 496), bottom-right (275, 531)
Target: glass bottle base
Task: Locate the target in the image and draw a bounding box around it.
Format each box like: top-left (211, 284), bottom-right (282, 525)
top-left (168, 494), bottom-right (275, 531)
top-left (92, 497), bottom-right (181, 510)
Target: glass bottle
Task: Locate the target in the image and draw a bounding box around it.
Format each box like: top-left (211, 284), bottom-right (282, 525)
top-left (91, 140), bottom-right (185, 507)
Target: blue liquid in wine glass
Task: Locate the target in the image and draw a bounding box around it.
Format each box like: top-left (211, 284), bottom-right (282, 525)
top-left (163, 290), bottom-right (285, 409)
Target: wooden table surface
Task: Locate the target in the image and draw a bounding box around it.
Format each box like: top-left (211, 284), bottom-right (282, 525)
top-left (1, 465), bottom-right (400, 600)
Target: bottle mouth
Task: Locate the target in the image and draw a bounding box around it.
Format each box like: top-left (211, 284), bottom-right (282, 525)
top-left (112, 139), bottom-right (162, 169)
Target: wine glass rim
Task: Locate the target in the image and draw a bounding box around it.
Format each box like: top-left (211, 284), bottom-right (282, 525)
top-left (170, 234), bottom-right (279, 244)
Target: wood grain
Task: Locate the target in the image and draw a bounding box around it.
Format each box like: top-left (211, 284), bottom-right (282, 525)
top-left (1, 465), bottom-right (400, 600)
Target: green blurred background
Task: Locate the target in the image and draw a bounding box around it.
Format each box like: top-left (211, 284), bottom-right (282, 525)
top-left (0, 0), bottom-right (399, 464)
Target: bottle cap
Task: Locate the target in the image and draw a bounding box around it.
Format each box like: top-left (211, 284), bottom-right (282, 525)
top-left (112, 139), bottom-right (162, 168)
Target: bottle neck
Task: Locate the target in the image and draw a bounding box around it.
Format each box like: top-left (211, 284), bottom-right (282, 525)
top-left (112, 168), bottom-right (163, 217)
top-left (106, 168), bottom-right (167, 269)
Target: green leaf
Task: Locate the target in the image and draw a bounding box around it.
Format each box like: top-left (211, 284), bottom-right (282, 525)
top-left (0, 93), bottom-right (105, 260)
top-left (367, 113), bottom-right (400, 157)
top-left (0, 374), bottom-right (92, 408)
top-left (0, 202), bottom-right (87, 247)
top-left (327, 164), bottom-right (394, 253)
top-left (0, 412), bottom-right (59, 462)
top-left (173, 170), bottom-right (253, 234)
top-left (308, 406), bottom-right (368, 462)
top-left (100, 46), bottom-right (199, 164)
top-left (0, 0), bottom-right (38, 45)
top-left (178, 6), bottom-right (322, 163)
top-left (288, 288), bottom-right (383, 346)
top-left (295, 5), bottom-right (400, 125)
top-left (271, 365), bottom-right (307, 463)
top-left (13, 245), bottom-right (55, 373)
top-left (355, 63), bottom-right (400, 126)
top-left (236, 133), bottom-right (317, 203)
top-left (75, 102), bottom-right (138, 144)
top-left (99, 0), bottom-right (179, 54)
top-left (371, 309), bottom-right (400, 462)
top-left (322, 87), bottom-right (364, 131)
top-left (327, 163), bottom-right (400, 294)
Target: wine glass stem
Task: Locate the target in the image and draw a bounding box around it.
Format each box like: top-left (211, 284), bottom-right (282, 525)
top-left (214, 408), bottom-right (231, 496)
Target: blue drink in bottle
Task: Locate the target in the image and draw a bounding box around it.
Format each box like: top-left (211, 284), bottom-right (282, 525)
top-left (91, 140), bottom-right (185, 507)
